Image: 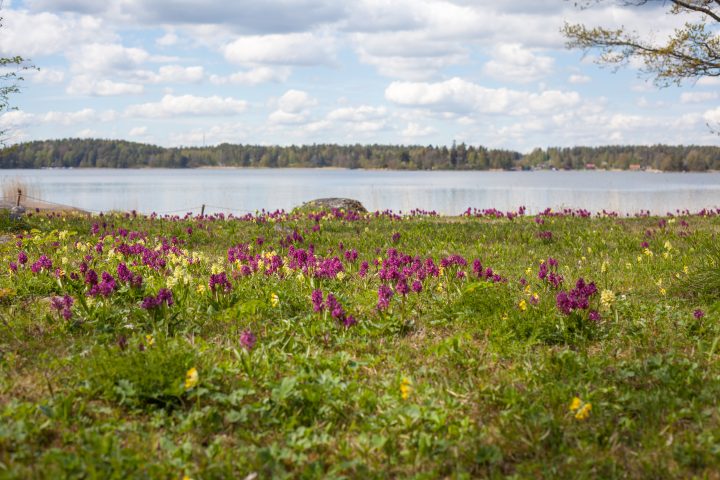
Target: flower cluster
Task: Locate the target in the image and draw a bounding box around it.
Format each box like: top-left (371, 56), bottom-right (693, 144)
top-left (209, 272), bottom-right (232, 293)
top-left (50, 295), bottom-right (74, 320)
top-left (556, 278), bottom-right (598, 317)
top-left (538, 257), bottom-right (563, 288)
top-left (141, 288), bottom-right (174, 310)
top-left (312, 290), bottom-right (356, 327)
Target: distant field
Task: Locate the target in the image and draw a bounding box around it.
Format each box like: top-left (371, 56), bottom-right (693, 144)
top-left (1, 206), bottom-right (719, 478)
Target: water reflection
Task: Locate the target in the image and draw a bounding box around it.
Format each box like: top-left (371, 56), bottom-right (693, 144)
top-left (2, 169), bottom-right (719, 215)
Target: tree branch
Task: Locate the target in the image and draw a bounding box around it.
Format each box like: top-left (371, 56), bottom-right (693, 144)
top-left (670, 0), bottom-right (720, 22)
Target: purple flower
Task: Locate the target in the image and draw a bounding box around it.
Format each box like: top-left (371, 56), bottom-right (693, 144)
top-left (391, 232), bottom-right (401, 243)
top-left (589, 310), bottom-right (601, 322)
top-left (343, 315), bottom-right (357, 328)
top-left (17, 251), bottom-right (28, 265)
top-left (9, 262), bottom-right (17, 272)
top-left (30, 255), bottom-right (52, 274)
top-left (85, 269), bottom-right (98, 286)
top-left (358, 261), bottom-right (369, 278)
top-left (395, 278), bottom-right (409, 296)
top-left (117, 262), bottom-right (133, 283)
top-left (377, 284), bottom-right (394, 310)
top-left (50, 295), bottom-right (73, 320)
top-left (694, 309), bottom-right (705, 319)
top-left (209, 272), bottom-right (232, 293)
top-left (411, 280), bottom-right (423, 293)
top-left (556, 277), bottom-right (598, 315)
top-left (156, 288), bottom-right (174, 306)
top-left (311, 289), bottom-right (324, 312)
top-left (240, 330), bottom-right (257, 350)
top-left (141, 296), bottom-right (159, 309)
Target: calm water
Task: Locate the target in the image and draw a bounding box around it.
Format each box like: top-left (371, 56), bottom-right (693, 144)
top-left (2, 168), bottom-right (720, 215)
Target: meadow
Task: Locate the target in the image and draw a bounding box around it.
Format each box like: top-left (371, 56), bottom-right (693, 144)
top-left (0, 204), bottom-right (719, 479)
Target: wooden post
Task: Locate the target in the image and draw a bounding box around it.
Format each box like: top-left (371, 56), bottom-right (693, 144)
top-left (16, 189), bottom-right (21, 207)
top-left (201, 204), bottom-right (205, 216)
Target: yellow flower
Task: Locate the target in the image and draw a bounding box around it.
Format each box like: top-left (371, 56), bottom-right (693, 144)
top-left (601, 261), bottom-right (608, 273)
top-left (270, 293), bottom-right (279, 307)
top-left (664, 240), bottom-right (672, 251)
top-left (518, 299), bottom-right (527, 311)
top-left (659, 287), bottom-right (667, 296)
top-left (570, 396), bottom-right (592, 420)
top-left (145, 334), bottom-right (155, 346)
top-left (525, 267), bottom-right (532, 276)
top-left (643, 248), bottom-right (653, 257)
top-left (575, 403), bottom-right (592, 420)
top-left (400, 377), bottom-right (412, 400)
top-left (683, 265), bottom-right (689, 275)
top-left (600, 290), bottom-right (615, 311)
top-left (196, 284), bottom-right (207, 294)
top-left (185, 367), bottom-right (199, 390)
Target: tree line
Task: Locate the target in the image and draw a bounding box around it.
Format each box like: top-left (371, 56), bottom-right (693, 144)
top-left (1, 138), bottom-right (719, 171)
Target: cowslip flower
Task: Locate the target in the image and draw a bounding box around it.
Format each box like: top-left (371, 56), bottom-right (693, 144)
top-left (270, 293), bottom-right (279, 307)
top-left (569, 396), bottom-right (592, 420)
top-left (600, 289), bottom-right (615, 311)
top-left (185, 367), bottom-right (199, 390)
top-left (518, 299), bottom-right (527, 311)
top-left (575, 403), bottom-right (592, 420)
top-left (400, 377), bottom-right (412, 400)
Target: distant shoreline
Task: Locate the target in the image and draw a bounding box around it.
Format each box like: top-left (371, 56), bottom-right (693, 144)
top-left (1, 166), bottom-right (719, 173)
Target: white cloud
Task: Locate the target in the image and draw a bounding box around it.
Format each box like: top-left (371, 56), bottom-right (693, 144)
top-left (141, 65), bottom-right (205, 84)
top-left (67, 43), bottom-right (151, 75)
top-left (268, 89), bottom-right (318, 124)
top-left (29, 68), bottom-right (66, 84)
top-left (209, 67), bottom-right (290, 85)
top-left (0, 9), bottom-right (113, 57)
top-left (156, 32), bottom-right (178, 47)
top-left (569, 74), bottom-right (591, 84)
top-left (76, 128), bottom-right (97, 138)
top-left (326, 105), bottom-right (387, 122)
top-left (276, 90), bottom-right (318, 113)
top-left (129, 126), bottom-right (148, 137)
top-left (41, 108), bottom-right (99, 125)
top-left (125, 94), bottom-right (248, 118)
top-left (697, 77), bottom-right (720, 87)
top-left (223, 33), bottom-right (335, 66)
top-left (483, 44), bottom-right (554, 83)
top-left (66, 76), bottom-right (144, 96)
top-left (680, 91), bottom-right (718, 104)
top-left (0, 110), bottom-right (35, 129)
top-left (385, 77), bottom-right (580, 115)
top-left (402, 122), bottom-right (435, 138)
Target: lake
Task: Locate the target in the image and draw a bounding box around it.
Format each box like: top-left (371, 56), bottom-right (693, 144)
top-left (2, 168), bottom-right (720, 215)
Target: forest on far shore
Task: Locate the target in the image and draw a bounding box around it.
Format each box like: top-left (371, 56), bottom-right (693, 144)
top-left (1, 138), bottom-right (719, 171)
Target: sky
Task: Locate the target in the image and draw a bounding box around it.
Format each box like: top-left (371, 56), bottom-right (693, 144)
top-left (1, 0), bottom-right (719, 152)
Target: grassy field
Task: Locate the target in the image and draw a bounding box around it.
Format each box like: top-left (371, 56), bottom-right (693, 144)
top-left (1, 206), bottom-right (719, 479)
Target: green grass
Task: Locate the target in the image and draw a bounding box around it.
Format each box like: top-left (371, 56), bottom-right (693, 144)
top-left (1, 208), bottom-right (719, 478)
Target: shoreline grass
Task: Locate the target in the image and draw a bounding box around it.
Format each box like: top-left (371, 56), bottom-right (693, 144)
top-left (0, 207), bottom-right (719, 478)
